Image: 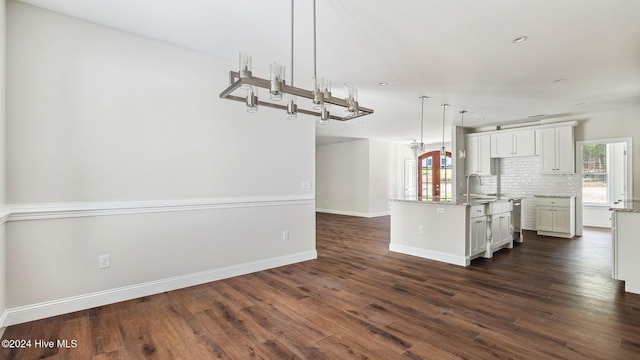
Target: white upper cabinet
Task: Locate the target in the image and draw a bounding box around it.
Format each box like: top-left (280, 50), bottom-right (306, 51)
top-left (490, 129), bottom-right (536, 158)
top-left (490, 132), bottom-right (514, 158)
top-left (465, 134), bottom-right (495, 176)
top-left (537, 125), bottom-right (575, 174)
top-left (514, 130), bottom-right (537, 157)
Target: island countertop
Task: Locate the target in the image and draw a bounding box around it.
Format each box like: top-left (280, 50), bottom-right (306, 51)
top-left (390, 198), bottom-right (512, 207)
top-left (389, 198), bottom-right (467, 206)
top-left (610, 200), bottom-right (640, 213)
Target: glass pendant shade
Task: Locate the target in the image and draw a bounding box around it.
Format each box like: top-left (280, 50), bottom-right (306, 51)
top-left (323, 79), bottom-right (332, 107)
top-left (312, 76), bottom-right (324, 109)
top-left (319, 105), bottom-right (330, 124)
top-left (270, 62), bottom-right (285, 101)
top-left (246, 86), bottom-right (258, 113)
top-left (239, 52), bottom-right (252, 90)
top-left (287, 95), bottom-right (298, 119)
top-left (345, 84), bottom-right (359, 115)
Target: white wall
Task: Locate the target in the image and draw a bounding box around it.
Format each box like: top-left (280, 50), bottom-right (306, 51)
top-left (316, 139), bottom-right (370, 215)
top-left (3, 1), bottom-right (316, 326)
top-left (369, 140), bottom-right (393, 214)
top-left (575, 107), bottom-right (640, 196)
top-left (316, 139), bottom-right (410, 217)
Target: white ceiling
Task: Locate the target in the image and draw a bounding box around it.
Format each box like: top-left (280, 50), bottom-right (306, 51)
top-left (17, 0), bottom-right (640, 146)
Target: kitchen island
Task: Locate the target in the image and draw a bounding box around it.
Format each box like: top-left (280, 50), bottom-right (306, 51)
top-left (390, 198), bottom-right (513, 266)
top-left (611, 201), bottom-right (640, 294)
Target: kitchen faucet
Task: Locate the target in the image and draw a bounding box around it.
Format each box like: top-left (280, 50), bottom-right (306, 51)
top-left (466, 173), bottom-right (482, 203)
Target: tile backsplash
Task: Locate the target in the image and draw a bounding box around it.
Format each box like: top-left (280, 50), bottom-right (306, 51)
top-left (472, 156), bottom-right (578, 230)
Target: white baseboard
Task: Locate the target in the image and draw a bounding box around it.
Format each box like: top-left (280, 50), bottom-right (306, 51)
top-left (0, 310), bottom-right (6, 338)
top-left (1, 250), bottom-right (317, 328)
top-left (389, 243), bottom-right (468, 266)
top-left (625, 280), bottom-right (640, 295)
top-left (316, 208), bottom-right (390, 218)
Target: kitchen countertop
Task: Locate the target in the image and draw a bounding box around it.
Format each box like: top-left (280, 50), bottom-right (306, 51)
top-left (610, 201), bottom-right (640, 213)
top-left (390, 198), bottom-right (467, 206)
top-left (534, 195), bottom-right (575, 198)
top-left (390, 197), bottom-right (512, 206)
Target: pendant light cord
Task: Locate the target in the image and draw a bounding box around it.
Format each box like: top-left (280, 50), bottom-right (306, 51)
top-left (441, 104), bottom-right (448, 200)
top-left (291, 0), bottom-right (294, 86)
top-left (441, 104), bottom-right (447, 151)
top-left (313, 0), bottom-right (317, 80)
top-left (420, 97), bottom-right (425, 146)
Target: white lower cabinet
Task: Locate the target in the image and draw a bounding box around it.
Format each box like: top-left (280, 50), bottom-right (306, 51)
top-left (469, 215), bottom-right (487, 257)
top-left (468, 201), bottom-right (513, 260)
top-left (468, 204), bottom-right (487, 258)
top-left (491, 212), bottom-right (512, 251)
top-left (535, 196), bottom-right (575, 238)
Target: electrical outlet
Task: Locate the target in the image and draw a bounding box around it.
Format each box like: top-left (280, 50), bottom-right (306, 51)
top-left (282, 230), bottom-right (289, 241)
top-left (99, 254), bottom-right (110, 269)
top-left (301, 180), bottom-right (312, 190)
top-left (436, 207), bottom-right (446, 214)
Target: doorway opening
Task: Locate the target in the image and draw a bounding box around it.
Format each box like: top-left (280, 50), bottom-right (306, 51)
top-left (418, 150), bottom-right (452, 201)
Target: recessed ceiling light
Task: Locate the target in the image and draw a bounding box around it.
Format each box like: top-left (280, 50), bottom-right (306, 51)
top-left (528, 114), bottom-right (547, 118)
top-left (554, 78), bottom-right (567, 83)
top-left (378, 82), bottom-right (388, 86)
top-left (512, 36), bottom-right (528, 43)
top-left (576, 102), bottom-right (586, 106)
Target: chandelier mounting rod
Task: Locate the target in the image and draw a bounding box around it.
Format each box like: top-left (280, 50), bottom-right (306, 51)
top-left (313, 0), bottom-right (317, 80)
top-left (291, 0), bottom-right (294, 86)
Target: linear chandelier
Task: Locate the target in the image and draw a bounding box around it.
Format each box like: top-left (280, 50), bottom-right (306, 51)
top-left (219, 0), bottom-right (374, 122)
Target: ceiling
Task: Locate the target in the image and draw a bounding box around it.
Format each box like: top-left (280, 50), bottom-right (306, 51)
top-left (17, 0), bottom-right (640, 146)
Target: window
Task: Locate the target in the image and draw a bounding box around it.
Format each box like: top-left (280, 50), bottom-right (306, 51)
top-left (418, 150), bottom-right (452, 201)
top-left (582, 144), bottom-right (607, 204)
top-left (581, 142), bottom-right (627, 205)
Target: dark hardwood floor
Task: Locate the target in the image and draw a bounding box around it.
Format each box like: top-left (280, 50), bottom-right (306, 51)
top-left (3, 212), bottom-right (640, 359)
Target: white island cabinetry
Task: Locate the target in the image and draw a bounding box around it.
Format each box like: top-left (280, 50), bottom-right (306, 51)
top-left (390, 199), bottom-right (515, 266)
top-left (390, 200), bottom-right (469, 266)
top-left (611, 203), bottom-right (640, 294)
top-left (488, 201), bottom-right (513, 252)
top-left (469, 204), bottom-right (487, 257)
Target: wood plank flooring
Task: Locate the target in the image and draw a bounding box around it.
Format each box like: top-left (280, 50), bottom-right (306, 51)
top-left (3, 212), bottom-right (640, 359)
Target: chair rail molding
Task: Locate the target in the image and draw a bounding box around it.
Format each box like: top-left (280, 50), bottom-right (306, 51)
top-left (5, 195), bottom-right (316, 222)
